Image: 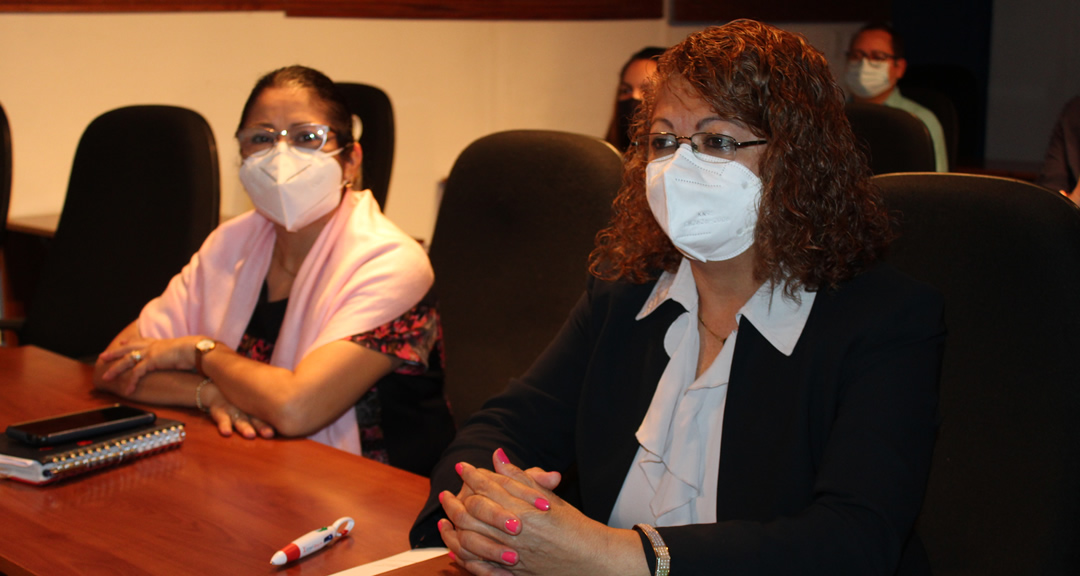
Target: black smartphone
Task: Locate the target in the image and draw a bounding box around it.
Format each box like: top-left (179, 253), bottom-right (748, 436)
top-left (5, 404), bottom-right (156, 446)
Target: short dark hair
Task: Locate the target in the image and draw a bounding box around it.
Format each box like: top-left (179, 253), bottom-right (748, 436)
top-left (853, 21), bottom-right (905, 59)
top-left (236, 65), bottom-right (355, 157)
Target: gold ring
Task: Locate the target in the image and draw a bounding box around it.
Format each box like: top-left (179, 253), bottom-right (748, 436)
top-left (130, 350), bottom-right (144, 363)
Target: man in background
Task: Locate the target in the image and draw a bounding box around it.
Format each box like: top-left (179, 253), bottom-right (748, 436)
top-left (846, 22), bottom-right (948, 172)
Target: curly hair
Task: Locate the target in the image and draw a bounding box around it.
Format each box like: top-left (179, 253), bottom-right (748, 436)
top-left (589, 20), bottom-right (893, 295)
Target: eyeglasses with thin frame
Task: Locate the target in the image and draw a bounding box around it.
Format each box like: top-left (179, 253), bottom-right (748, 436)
top-left (845, 50), bottom-right (896, 64)
top-left (236, 123), bottom-right (336, 156)
top-left (637, 132), bottom-right (767, 161)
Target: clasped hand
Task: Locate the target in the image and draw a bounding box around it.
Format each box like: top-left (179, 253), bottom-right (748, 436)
top-left (95, 336), bottom-right (274, 439)
top-left (438, 449), bottom-right (631, 576)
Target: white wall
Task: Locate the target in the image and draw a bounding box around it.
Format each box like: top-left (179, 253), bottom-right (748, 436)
top-left (0, 12), bottom-right (857, 242)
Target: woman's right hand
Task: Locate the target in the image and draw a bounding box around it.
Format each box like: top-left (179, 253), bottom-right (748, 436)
top-left (199, 382), bottom-right (275, 440)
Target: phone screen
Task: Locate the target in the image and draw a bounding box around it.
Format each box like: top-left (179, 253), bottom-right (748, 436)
top-left (6, 405), bottom-right (156, 445)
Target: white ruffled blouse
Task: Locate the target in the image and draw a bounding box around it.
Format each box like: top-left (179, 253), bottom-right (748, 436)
top-left (608, 258), bottom-right (815, 528)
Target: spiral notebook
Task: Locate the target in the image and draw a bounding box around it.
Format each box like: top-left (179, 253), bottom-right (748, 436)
top-left (0, 418), bottom-right (185, 485)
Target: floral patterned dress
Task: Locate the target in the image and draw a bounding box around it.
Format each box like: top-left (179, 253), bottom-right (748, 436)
top-left (236, 282), bottom-right (452, 475)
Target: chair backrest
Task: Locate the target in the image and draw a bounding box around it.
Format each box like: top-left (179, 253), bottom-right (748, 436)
top-left (429, 130), bottom-right (622, 427)
top-left (335, 83), bottom-right (394, 210)
top-left (901, 64), bottom-right (983, 167)
top-left (1, 101), bottom-right (11, 252)
top-left (900, 85), bottom-right (959, 171)
top-left (876, 172), bottom-right (1080, 575)
top-left (21, 105), bottom-right (220, 359)
top-left (846, 101), bottom-right (936, 175)
top-left (0, 102), bottom-right (11, 323)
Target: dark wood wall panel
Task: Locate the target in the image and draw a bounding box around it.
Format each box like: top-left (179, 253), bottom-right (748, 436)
top-left (0, 0), bottom-right (662, 18)
top-left (672, 0), bottom-right (890, 23)
top-left (287, 0), bottom-right (661, 19)
top-left (0, 0), bottom-right (282, 11)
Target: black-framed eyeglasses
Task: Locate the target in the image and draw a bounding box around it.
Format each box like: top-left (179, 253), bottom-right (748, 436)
top-left (236, 123), bottom-right (335, 156)
top-left (636, 132), bottom-right (767, 161)
top-left (846, 50), bottom-right (896, 64)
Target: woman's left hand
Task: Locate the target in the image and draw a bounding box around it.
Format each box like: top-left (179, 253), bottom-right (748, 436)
top-left (439, 450), bottom-right (645, 576)
top-left (98, 335), bottom-right (203, 392)
top-left (200, 382), bottom-right (276, 440)
top-left (95, 336), bottom-right (159, 395)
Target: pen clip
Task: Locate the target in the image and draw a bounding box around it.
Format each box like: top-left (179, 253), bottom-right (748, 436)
top-left (331, 516), bottom-right (355, 538)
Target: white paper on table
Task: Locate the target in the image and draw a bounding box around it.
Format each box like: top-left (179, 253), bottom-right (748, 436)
top-left (329, 548), bottom-right (449, 576)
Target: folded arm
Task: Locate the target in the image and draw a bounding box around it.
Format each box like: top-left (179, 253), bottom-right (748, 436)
top-left (93, 320), bottom-right (401, 437)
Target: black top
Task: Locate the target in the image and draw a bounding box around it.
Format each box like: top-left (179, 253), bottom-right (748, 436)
top-left (412, 263), bottom-right (944, 575)
top-left (238, 283), bottom-right (454, 477)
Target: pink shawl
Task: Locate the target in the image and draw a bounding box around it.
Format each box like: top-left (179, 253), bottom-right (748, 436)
top-left (138, 190), bottom-right (434, 454)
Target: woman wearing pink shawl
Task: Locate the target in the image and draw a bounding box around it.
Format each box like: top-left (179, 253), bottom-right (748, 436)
top-left (93, 66), bottom-right (453, 476)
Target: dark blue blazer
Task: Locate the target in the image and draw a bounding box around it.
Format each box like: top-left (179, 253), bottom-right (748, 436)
top-left (412, 262), bottom-right (944, 576)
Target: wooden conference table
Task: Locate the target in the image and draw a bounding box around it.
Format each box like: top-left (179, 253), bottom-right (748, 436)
top-left (0, 346), bottom-right (462, 576)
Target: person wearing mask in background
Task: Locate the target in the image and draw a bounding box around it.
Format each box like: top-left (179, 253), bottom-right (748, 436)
top-left (846, 22), bottom-right (948, 172)
top-left (93, 65), bottom-right (454, 476)
top-left (1036, 95), bottom-right (1080, 206)
top-left (605, 47), bottom-right (666, 153)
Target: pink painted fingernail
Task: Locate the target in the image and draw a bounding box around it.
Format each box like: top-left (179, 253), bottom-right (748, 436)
top-left (501, 550), bottom-right (518, 565)
top-left (495, 448), bottom-right (510, 465)
top-left (448, 550), bottom-right (457, 562)
top-left (437, 518), bottom-right (448, 530)
top-left (534, 497), bottom-right (551, 511)
top-left (504, 517), bottom-right (520, 534)
top-left (438, 492), bottom-right (445, 504)
top-left (455, 462), bottom-right (464, 476)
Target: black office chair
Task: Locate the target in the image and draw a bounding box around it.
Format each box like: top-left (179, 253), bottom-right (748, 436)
top-left (846, 101), bottom-right (936, 175)
top-left (876, 172), bottom-right (1080, 575)
top-left (0, 105), bottom-right (220, 359)
top-left (899, 85), bottom-right (959, 171)
top-left (335, 83), bottom-right (394, 210)
top-left (429, 130), bottom-right (622, 427)
top-left (0, 102), bottom-right (11, 335)
top-left (0, 102), bottom-right (10, 251)
top-left (901, 64), bottom-right (983, 167)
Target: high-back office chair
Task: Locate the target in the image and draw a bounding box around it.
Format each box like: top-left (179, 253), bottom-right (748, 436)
top-left (0, 102), bottom-right (12, 325)
top-left (429, 130), bottom-right (622, 428)
top-left (335, 83), bottom-right (394, 210)
top-left (5, 105), bottom-right (220, 359)
top-left (901, 64), bottom-right (982, 167)
top-left (900, 85), bottom-right (959, 171)
top-left (876, 173), bottom-right (1080, 575)
top-left (0, 101), bottom-right (10, 250)
top-left (846, 102), bottom-right (936, 175)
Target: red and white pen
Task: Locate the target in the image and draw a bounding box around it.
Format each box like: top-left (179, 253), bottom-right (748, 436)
top-left (270, 516), bottom-right (355, 566)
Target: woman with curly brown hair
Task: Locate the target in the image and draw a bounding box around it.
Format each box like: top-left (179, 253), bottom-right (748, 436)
top-left (412, 20), bottom-right (944, 576)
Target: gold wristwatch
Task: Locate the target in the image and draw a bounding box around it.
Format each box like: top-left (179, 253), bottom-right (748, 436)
top-left (195, 338), bottom-right (217, 376)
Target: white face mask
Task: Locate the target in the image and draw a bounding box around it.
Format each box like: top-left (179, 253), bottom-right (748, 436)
top-left (646, 144), bottom-right (762, 262)
top-left (845, 59), bottom-right (893, 99)
top-left (239, 141), bottom-right (344, 232)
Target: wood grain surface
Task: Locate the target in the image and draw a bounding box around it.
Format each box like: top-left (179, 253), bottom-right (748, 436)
top-left (0, 346), bottom-right (438, 576)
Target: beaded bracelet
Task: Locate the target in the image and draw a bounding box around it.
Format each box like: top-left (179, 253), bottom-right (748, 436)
top-left (194, 377), bottom-right (213, 413)
top-left (634, 524), bottom-right (670, 576)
